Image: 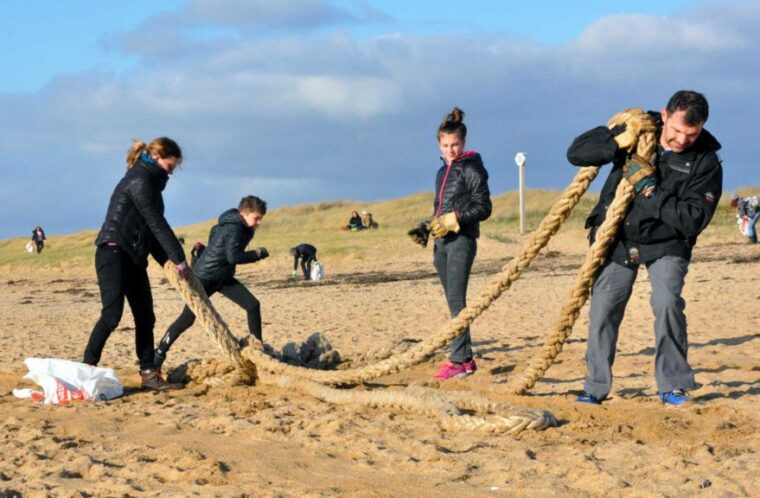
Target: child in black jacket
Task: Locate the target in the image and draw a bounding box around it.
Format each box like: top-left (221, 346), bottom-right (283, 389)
top-left (155, 195), bottom-right (269, 370)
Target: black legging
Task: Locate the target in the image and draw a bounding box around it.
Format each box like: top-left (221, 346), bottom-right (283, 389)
top-left (83, 245), bottom-right (156, 371)
top-left (156, 277), bottom-right (262, 359)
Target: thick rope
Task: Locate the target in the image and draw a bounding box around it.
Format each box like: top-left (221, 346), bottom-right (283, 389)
top-left (162, 265), bottom-right (556, 434)
top-left (228, 165), bottom-right (602, 386)
top-left (163, 162), bottom-right (602, 384)
top-left (508, 114), bottom-right (657, 393)
top-left (161, 268), bottom-right (258, 381)
top-left (160, 106), bottom-right (649, 432)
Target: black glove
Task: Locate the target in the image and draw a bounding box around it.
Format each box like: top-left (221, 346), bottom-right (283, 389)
top-left (623, 154), bottom-right (657, 196)
top-left (254, 247), bottom-right (269, 260)
top-left (407, 221), bottom-right (430, 248)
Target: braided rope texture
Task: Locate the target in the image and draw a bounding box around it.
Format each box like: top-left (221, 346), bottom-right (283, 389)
top-left (162, 264), bottom-right (557, 434)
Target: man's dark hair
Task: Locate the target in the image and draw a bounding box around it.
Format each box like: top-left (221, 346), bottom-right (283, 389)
top-left (666, 90), bottom-right (709, 125)
top-left (239, 195), bottom-right (267, 214)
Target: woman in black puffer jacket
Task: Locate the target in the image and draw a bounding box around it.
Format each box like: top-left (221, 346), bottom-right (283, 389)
top-left (82, 137), bottom-right (188, 390)
top-left (428, 108), bottom-right (492, 380)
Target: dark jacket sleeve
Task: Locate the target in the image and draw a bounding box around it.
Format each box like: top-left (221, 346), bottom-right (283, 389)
top-left (457, 163), bottom-right (492, 225)
top-left (148, 232), bottom-right (169, 266)
top-left (129, 178), bottom-right (186, 265)
top-left (224, 226), bottom-right (261, 266)
top-left (567, 126), bottom-right (623, 167)
top-left (637, 151), bottom-right (723, 238)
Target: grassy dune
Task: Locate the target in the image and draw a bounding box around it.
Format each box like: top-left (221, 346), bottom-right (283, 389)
top-left (0, 187), bottom-right (752, 271)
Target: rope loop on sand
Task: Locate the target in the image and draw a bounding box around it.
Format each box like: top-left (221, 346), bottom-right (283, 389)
top-left (162, 265), bottom-right (556, 434)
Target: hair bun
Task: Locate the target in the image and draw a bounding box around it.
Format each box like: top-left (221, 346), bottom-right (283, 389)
top-left (446, 107), bottom-right (465, 124)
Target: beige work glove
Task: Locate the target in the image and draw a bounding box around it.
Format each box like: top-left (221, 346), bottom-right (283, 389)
top-left (429, 212), bottom-right (460, 239)
top-left (607, 108), bottom-right (657, 153)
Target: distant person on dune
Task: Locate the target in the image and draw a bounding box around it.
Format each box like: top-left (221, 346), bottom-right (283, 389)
top-left (155, 195), bottom-right (269, 371)
top-left (362, 211), bottom-right (378, 229)
top-left (426, 107), bottom-right (492, 380)
top-left (346, 210), bottom-right (364, 230)
top-left (82, 137), bottom-right (188, 391)
top-left (568, 90), bottom-right (723, 406)
top-left (191, 240), bottom-right (206, 264)
top-left (31, 226), bottom-right (46, 254)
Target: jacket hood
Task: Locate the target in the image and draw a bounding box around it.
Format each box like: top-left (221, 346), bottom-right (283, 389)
top-left (218, 208), bottom-right (246, 227)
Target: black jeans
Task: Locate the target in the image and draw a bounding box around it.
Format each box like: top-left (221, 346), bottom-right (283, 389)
top-left (433, 233), bottom-right (477, 363)
top-left (83, 245), bottom-right (156, 371)
top-left (156, 277), bottom-right (262, 358)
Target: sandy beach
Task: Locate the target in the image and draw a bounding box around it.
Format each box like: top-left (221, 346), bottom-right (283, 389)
top-left (1, 221), bottom-right (758, 497)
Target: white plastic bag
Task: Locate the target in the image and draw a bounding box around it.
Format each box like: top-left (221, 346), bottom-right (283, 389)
top-left (310, 261), bottom-right (324, 281)
top-left (25, 241), bottom-right (34, 253)
top-left (13, 358), bottom-right (123, 404)
top-left (738, 214), bottom-right (750, 236)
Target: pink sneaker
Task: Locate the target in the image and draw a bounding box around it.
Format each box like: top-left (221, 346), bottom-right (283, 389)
top-left (433, 359), bottom-right (477, 379)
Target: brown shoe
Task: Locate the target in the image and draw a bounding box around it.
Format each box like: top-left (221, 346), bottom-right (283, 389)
top-left (140, 368), bottom-right (184, 391)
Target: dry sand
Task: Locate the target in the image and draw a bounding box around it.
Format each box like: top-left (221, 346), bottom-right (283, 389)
top-left (1, 234), bottom-right (758, 497)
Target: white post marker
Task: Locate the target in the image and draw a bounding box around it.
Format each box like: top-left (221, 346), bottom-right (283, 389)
top-left (514, 152), bottom-right (527, 235)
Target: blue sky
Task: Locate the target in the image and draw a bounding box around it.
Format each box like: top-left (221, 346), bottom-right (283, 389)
top-left (1, 0), bottom-right (757, 238)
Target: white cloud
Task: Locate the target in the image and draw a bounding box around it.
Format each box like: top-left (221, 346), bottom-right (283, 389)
top-left (2, 1), bottom-right (760, 237)
top-left (573, 13), bottom-right (744, 54)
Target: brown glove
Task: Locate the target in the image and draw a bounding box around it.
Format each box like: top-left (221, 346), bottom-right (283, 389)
top-left (429, 212), bottom-right (460, 239)
top-left (607, 108), bottom-right (656, 153)
top-left (407, 221), bottom-right (431, 247)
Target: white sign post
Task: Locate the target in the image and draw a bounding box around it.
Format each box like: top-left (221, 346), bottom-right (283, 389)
top-left (514, 152), bottom-right (527, 235)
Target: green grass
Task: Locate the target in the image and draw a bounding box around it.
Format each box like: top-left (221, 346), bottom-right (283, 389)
top-left (0, 187), bottom-right (751, 271)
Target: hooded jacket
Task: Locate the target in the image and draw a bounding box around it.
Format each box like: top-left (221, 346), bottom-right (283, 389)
top-left (567, 112), bottom-right (723, 265)
top-left (433, 151), bottom-right (492, 238)
top-left (192, 208), bottom-right (264, 283)
top-left (95, 155), bottom-right (185, 267)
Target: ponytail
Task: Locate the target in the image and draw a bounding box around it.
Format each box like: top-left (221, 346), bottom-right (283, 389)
top-left (126, 140), bottom-right (148, 169)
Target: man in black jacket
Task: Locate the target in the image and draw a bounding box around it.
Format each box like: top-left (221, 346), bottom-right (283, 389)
top-left (568, 90), bottom-right (722, 406)
top-left (155, 195), bottom-right (269, 370)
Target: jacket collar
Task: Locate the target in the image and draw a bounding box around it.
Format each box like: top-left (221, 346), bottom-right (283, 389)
top-left (440, 150), bottom-right (478, 166)
top-left (136, 157), bottom-right (169, 190)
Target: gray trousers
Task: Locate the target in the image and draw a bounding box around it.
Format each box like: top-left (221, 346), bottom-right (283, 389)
top-left (433, 234), bottom-right (477, 363)
top-left (583, 256), bottom-right (696, 399)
